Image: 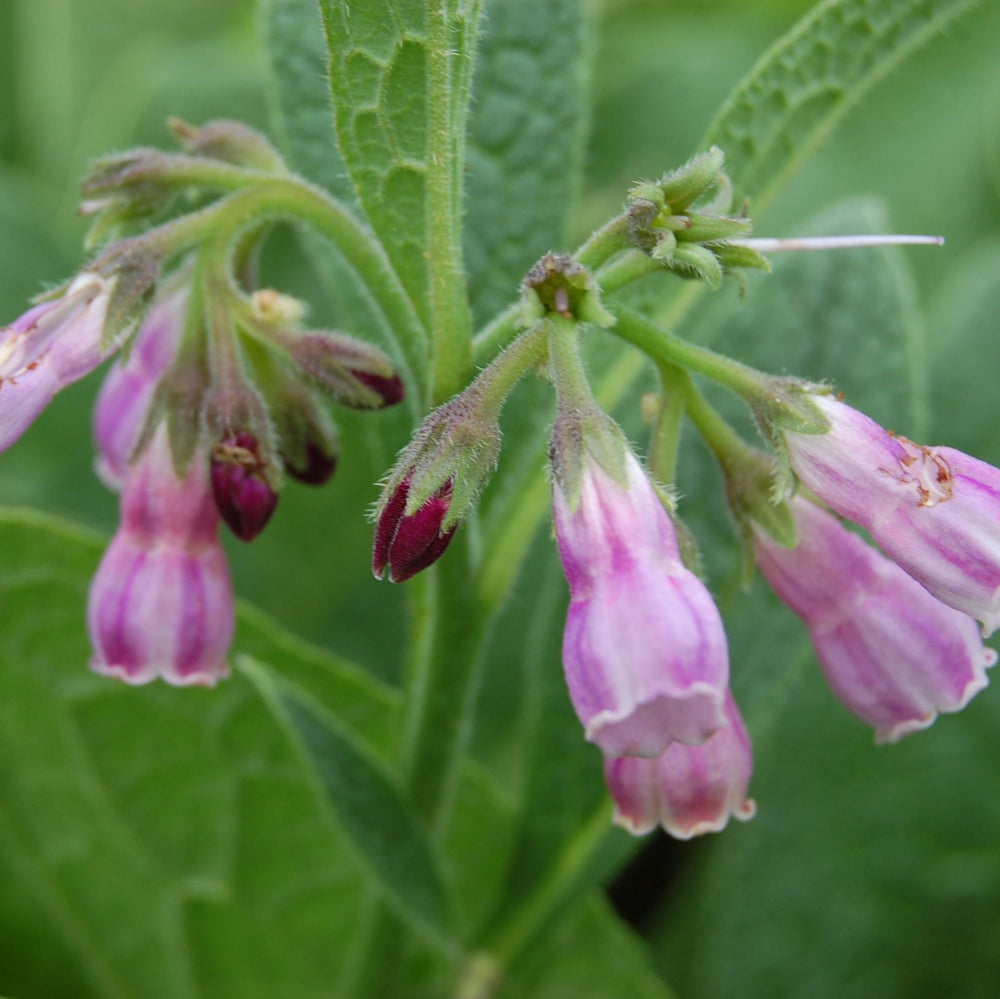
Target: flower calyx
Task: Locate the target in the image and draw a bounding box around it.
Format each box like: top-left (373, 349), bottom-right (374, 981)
top-left (626, 146), bottom-right (769, 288)
top-left (521, 253), bottom-right (615, 329)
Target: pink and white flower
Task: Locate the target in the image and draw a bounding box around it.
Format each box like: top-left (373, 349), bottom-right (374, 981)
top-left (0, 273), bottom-right (113, 452)
top-left (92, 287), bottom-right (186, 489)
top-left (605, 691), bottom-right (756, 838)
top-left (784, 394), bottom-right (1000, 635)
top-left (554, 450), bottom-right (730, 758)
top-left (755, 495), bottom-right (996, 743)
top-left (88, 426), bottom-right (235, 686)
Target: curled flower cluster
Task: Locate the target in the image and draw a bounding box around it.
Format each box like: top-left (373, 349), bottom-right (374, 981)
top-left (0, 121), bottom-right (406, 686)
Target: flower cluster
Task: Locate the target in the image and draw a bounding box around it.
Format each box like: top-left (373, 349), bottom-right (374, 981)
top-left (376, 286), bottom-right (1000, 840)
top-left (0, 121), bottom-right (405, 685)
top-left (6, 128), bottom-right (997, 845)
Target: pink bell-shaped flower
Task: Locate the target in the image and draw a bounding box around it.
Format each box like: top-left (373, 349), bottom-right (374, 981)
top-left (88, 426), bottom-right (235, 686)
top-left (784, 394), bottom-right (1000, 635)
top-left (93, 287), bottom-right (186, 489)
top-left (0, 272), bottom-right (113, 452)
top-left (605, 691), bottom-right (756, 838)
top-left (755, 495), bottom-right (996, 743)
top-left (554, 450), bottom-right (730, 758)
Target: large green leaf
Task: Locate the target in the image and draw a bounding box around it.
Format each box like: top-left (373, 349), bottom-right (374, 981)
top-left (704, 0), bottom-right (979, 213)
top-left (317, 0), bottom-right (465, 325)
top-left (925, 237), bottom-right (1000, 462)
top-left (501, 894), bottom-right (674, 999)
top-left (0, 509), bottom-right (398, 999)
top-left (464, 0), bottom-right (593, 324)
top-left (259, 0), bottom-right (429, 411)
top-left (240, 656), bottom-right (458, 946)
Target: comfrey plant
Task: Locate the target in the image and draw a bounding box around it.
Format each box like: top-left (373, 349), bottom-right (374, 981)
top-left (1, 0), bottom-right (997, 995)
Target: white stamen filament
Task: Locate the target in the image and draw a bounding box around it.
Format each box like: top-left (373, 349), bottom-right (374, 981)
top-left (729, 234), bottom-right (944, 253)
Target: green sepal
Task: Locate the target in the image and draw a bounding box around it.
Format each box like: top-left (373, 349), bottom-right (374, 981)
top-left (626, 181), bottom-right (666, 210)
top-left (670, 242), bottom-right (724, 288)
top-left (675, 213), bottom-right (753, 243)
top-left (99, 259), bottom-right (161, 351)
top-left (246, 339), bottom-right (340, 482)
top-left (380, 391), bottom-right (502, 533)
top-left (521, 252), bottom-right (616, 329)
top-left (659, 146), bottom-right (726, 210)
top-left (548, 403), bottom-right (629, 513)
top-left (714, 242), bottom-right (772, 273)
top-left (204, 379), bottom-right (283, 491)
top-left (649, 229), bottom-right (678, 261)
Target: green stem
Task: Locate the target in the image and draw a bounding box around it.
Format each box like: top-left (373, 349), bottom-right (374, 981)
top-left (106, 177), bottom-right (429, 399)
top-left (649, 362), bottom-right (687, 484)
top-left (681, 370), bottom-right (756, 468)
top-left (546, 314), bottom-right (592, 406)
top-left (473, 320), bottom-right (550, 409)
top-left (473, 303), bottom-right (522, 367)
top-left (427, 1), bottom-right (473, 403)
top-left (610, 304), bottom-right (765, 400)
top-left (400, 531), bottom-right (486, 831)
top-left (484, 802), bottom-right (615, 965)
top-left (575, 214), bottom-right (630, 269)
top-left (596, 250), bottom-right (659, 294)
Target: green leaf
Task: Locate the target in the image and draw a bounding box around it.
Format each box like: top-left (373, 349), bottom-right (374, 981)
top-left (259, 0), bottom-right (430, 409)
top-left (316, 0), bottom-right (433, 322)
top-left (925, 236), bottom-right (1000, 462)
top-left (501, 894), bottom-right (675, 999)
top-left (0, 507), bottom-right (398, 998)
top-left (464, 0), bottom-right (593, 324)
top-left (239, 655), bottom-right (458, 946)
top-left (259, 0), bottom-right (351, 199)
top-left (704, 0), bottom-right (979, 214)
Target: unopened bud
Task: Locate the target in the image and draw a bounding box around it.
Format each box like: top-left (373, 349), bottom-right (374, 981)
top-left (373, 476), bottom-right (456, 583)
top-left (284, 438), bottom-right (339, 486)
top-left (169, 117), bottom-right (286, 173)
top-left (210, 431), bottom-right (279, 541)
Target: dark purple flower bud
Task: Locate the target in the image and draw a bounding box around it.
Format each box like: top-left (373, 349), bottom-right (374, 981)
top-left (373, 476), bottom-right (456, 583)
top-left (352, 369), bottom-right (405, 408)
top-left (283, 438), bottom-right (339, 486)
top-left (210, 431), bottom-right (279, 541)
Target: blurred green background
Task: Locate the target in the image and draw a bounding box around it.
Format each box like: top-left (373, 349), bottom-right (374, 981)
top-left (3, 0), bottom-right (1000, 996)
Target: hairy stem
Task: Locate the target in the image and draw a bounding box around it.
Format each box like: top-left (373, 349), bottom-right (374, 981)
top-left (427, 1), bottom-right (474, 403)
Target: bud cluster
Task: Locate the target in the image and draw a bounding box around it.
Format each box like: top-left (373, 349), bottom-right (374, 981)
top-left (626, 146), bottom-right (769, 287)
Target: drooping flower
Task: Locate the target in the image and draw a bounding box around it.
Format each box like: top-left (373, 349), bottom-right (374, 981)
top-left (554, 448), bottom-right (730, 758)
top-left (605, 691), bottom-right (756, 838)
top-left (92, 286), bottom-right (187, 489)
top-left (0, 272), bottom-right (114, 452)
top-left (88, 426), bottom-right (235, 686)
top-left (783, 394), bottom-right (1000, 635)
top-left (754, 495), bottom-right (996, 743)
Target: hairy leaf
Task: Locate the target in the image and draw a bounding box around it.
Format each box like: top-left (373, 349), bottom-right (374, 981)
top-left (704, 0), bottom-right (979, 212)
top-left (464, 0), bottom-right (592, 324)
top-left (240, 656), bottom-right (458, 946)
top-left (0, 508), bottom-right (398, 999)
